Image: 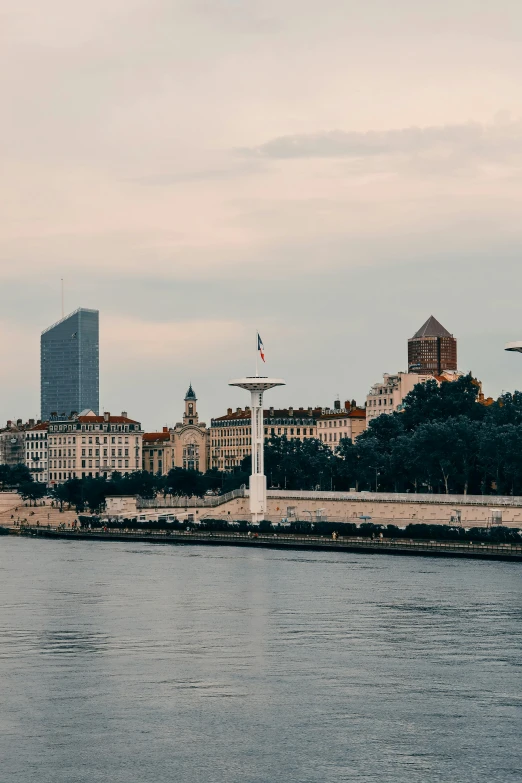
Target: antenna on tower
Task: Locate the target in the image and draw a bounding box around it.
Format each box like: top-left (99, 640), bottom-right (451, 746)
top-left (61, 278), bottom-right (64, 318)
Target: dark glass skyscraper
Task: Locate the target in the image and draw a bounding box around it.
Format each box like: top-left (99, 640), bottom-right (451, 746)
top-left (41, 308), bottom-right (99, 420)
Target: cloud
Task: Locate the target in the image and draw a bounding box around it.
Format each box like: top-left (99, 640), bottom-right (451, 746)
top-left (239, 120), bottom-right (522, 162)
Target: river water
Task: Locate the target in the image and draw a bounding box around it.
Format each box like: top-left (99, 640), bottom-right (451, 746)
top-left (0, 538), bottom-right (521, 783)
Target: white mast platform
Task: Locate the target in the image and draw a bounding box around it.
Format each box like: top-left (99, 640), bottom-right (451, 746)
top-left (229, 377), bottom-right (285, 524)
top-left (505, 342), bottom-right (522, 353)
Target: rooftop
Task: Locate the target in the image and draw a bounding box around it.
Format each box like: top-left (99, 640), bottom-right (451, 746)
top-left (212, 407), bottom-right (321, 422)
top-left (41, 307), bottom-right (99, 336)
top-left (411, 315), bottom-right (453, 339)
top-left (185, 383), bottom-right (197, 400)
top-left (143, 432), bottom-right (170, 443)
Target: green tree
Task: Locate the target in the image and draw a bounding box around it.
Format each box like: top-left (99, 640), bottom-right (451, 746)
top-left (18, 481), bottom-right (47, 505)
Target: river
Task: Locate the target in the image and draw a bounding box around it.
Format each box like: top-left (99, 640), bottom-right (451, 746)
top-left (0, 538), bottom-right (520, 782)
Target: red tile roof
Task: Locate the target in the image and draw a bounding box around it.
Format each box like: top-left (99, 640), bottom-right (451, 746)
top-left (143, 432), bottom-right (170, 443)
top-left (212, 408), bottom-right (322, 422)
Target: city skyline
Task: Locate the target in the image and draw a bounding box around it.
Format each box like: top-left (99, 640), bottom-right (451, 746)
top-left (1, 300), bottom-right (521, 430)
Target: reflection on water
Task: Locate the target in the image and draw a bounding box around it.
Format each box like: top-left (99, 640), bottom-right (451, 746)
top-left (0, 538), bottom-right (521, 783)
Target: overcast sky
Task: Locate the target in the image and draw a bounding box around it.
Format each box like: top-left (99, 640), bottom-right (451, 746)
top-left (2, 0), bottom-right (522, 429)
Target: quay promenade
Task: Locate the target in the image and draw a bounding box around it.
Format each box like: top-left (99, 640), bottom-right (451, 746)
top-left (16, 527), bottom-right (522, 562)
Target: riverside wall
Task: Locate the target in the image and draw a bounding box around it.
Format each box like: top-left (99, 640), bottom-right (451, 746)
top-left (141, 490), bottom-right (522, 528)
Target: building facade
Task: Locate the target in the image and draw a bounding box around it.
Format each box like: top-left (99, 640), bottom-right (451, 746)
top-left (407, 315), bottom-right (457, 375)
top-left (210, 406), bottom-right (320, 472)
top-left (142, 385), bottom-right (210, 475)
top-left (24, 422), bottom-right (49, 483)
top-left (366, 372), bottom-right (434, 424)
top-left (317, 401), bottom-right (366, 447)
top-left (0, 419), bottom-right (35, 467)
top-left (47, 410), bottom-right (143, 483)
top-left (366, 370), bottom-right (465, 424)
top-left (41, 308), bottom-right (99, 421)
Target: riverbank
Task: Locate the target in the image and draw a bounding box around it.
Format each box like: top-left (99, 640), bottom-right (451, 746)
top-left (15, 526), bottom-right (522, 561)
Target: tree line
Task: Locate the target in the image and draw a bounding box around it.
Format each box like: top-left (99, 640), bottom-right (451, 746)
top-left (244, 375), bottom-right (522, 496)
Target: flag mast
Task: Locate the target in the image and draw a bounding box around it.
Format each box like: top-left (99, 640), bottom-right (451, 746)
top-left (255, 330), bottom-right (259, 377)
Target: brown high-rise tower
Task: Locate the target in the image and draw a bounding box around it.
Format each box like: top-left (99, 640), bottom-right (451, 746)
top-left (408, 316), bottom-right (457, 375)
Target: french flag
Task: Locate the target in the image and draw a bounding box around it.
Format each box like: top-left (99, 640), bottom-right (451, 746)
top-left (257, 333), bottom-right (265, 362)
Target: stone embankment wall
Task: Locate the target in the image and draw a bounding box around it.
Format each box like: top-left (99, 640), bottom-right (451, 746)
top-left (174, 492), bottom-right (522, 528)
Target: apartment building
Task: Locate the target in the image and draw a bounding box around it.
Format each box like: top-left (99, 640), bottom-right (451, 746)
top-left (24, 422), bottom-right (49, 483)
top-left (210, 406), bottom-right (320, 471)
top-left (316, 401), bottom-right (366, 448)
top-left (47, 410), bottom-right (143, 483)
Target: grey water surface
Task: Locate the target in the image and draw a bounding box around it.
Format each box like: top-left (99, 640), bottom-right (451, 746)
top-left (0, 538), bottom-right (521, 783)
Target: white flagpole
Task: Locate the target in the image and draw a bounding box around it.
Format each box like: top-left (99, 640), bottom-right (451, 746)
top-left (255, 330), bottom-right (258, 377)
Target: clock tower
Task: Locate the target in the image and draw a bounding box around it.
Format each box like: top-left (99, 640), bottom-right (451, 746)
top-left (183, 383), bottom-right (198, 425)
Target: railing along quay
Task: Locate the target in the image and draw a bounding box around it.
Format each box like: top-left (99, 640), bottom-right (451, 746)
top-left (18, 527), bottom-right (522, 561)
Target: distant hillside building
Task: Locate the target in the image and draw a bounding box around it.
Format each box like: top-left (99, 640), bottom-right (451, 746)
top-left (41, 308), bottom-right (99, 421)
top-left (366, 373), bottom-right (434, 424)
top-left (408, 316), bottom-right (457, 375)
top-left (366, 370), bottom-right (464, 424)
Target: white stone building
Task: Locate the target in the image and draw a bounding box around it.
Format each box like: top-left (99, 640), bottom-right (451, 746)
top-left (366, 372), bottom-right (434, 424)
top-left (24, 422), bottom-right (49, 483)
top-left (47, 410), bottom-right (143, 484)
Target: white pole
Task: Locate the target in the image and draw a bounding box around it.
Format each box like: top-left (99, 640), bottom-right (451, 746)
top-left (61, 278), bottom-right (64, 318)
top-left (255, 330), bottom-right (258, 377)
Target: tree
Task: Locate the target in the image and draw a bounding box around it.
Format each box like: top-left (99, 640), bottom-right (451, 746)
top-left (19, 481), bottom-right (47, 505)
top-left (163, 468), bottom-right (206, 498)
top-left (401, 374), bottom-right (484, 430)
top-left (0, 463), bottom-right (32, 489)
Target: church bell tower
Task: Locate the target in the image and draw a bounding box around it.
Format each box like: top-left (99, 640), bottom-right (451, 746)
top-left (184, 384), bottom-right (198, 425)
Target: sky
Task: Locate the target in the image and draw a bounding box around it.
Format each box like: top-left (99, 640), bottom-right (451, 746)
top-left (2, 0), bottom-right (522, 430)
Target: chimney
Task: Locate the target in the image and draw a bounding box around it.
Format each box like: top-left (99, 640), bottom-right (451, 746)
top-left (51, 412), bottom-right (57, 419)
top-left (236, 407), bottom-right (241, 414)
top-left (16, 419), bottom-right (22, 427)
top-left (269, 406), bottom-right (274, 416)
top-left (334, 399), bottom-right (341, 411)
top-left (29, 419), bottom-right (35, 427)
top-left (351, 399), bottom-right (356, 409)
top-left (344, 400), bottom-right (351, 411)
top-left (163, 426), bottom-right (169, 433)
top-left (121, 411), bottom-right (127, 418)
top-left (288, 406), bottom-right (294, 416)
top-left (307, 407), bottom-right (312, 415)
top-left (104, 411), bottom-right (110, 422)
top-left (227, 408), bottom-right (232, 415)
top-left (6, 420), bottom-right (12, 428)
top-left (37, 419), bottom-right (41, 425)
